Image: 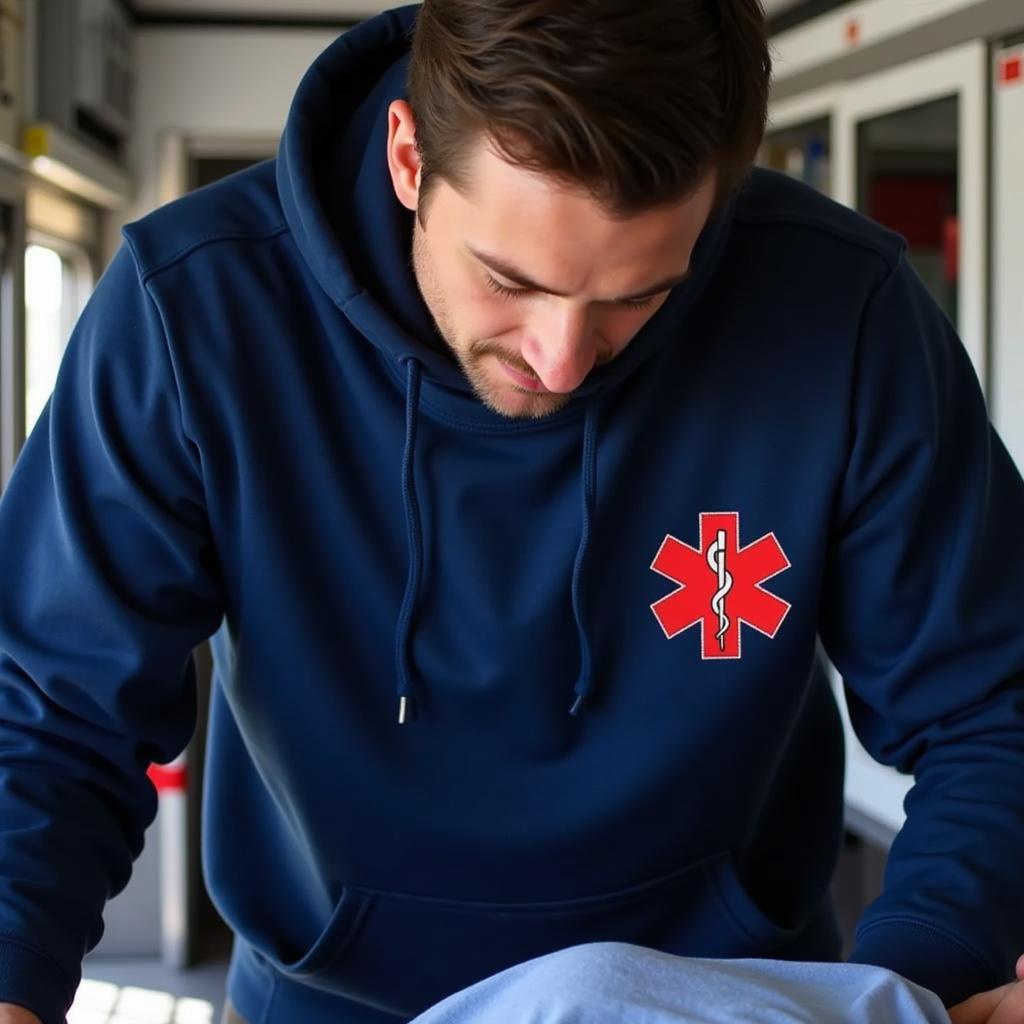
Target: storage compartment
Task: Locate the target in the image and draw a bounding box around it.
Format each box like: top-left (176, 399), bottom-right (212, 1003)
top-left (0, 0), bottom-right (22, 151)
top-left (36, 0), bottom-right (134, 160)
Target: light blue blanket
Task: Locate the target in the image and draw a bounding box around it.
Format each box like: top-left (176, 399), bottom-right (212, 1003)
top-left (411, 943), bottom-right (950, 1023)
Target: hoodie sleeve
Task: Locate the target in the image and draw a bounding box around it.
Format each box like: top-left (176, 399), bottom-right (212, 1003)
top-left (818, 249), bottom-right (1024, 1008)
top-left (0, 243), bottom-right (225, 1024)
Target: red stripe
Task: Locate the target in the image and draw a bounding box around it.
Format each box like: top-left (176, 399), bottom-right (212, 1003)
top-left (147, 763), bottom-right (188, 792)
top-left (1000, 55), bottom-right (1022, 85)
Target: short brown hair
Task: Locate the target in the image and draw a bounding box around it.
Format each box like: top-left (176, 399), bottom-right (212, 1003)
top-left (407, 0), bottom-right (771, 224)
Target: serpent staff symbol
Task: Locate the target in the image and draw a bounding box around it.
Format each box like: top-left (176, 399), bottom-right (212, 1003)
top-left (650, 512), bottom-right (792, 659)
top-left (706, 528), bottom-right (732, 651)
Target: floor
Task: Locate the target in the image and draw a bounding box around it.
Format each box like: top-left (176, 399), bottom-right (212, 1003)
top-left (72, 929), bottom-right (231, 1024)
top-left (67, 832), bottom-right (884, 1023)
top-left (72, 958), bottom-right (230, 1024)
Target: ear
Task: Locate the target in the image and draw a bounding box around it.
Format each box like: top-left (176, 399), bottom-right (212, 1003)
top-left (387, 99), bottom-right (422, 213)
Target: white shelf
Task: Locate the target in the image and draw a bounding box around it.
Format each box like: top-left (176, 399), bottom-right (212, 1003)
top-left (20, 121), bottom-right (133, 209)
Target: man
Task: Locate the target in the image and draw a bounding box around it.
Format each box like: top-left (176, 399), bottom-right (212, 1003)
top-left (1, 2), bottom-right (1022, 1022)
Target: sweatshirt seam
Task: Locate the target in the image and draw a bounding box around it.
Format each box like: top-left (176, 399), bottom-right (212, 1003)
top-left (0, 931), bottom-right (74, 988)
top-left (855, 915), bottom-right (998, 985)
top-left (122, 235), bottom-right (207, 480)
top-left (336, 852), bottom-right (727, 911)
top-left (733, 209), bottom-right (902, 272)
top-left (395, 383), bottom-right (588, 435)
top-left (129, 223), bottom-right (290, 281)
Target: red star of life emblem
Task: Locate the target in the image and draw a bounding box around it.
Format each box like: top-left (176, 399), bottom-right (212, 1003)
top-left (650, 512), bottom-right (791, 659)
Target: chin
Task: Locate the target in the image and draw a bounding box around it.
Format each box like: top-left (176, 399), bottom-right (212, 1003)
top-left (483, 386), bottom-right (571, 421)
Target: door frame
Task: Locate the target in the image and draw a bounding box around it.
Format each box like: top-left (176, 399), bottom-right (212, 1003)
top-left (833, 40), bottom-right (989, 385)
top-left (0, 166), bottom-right (26, 492)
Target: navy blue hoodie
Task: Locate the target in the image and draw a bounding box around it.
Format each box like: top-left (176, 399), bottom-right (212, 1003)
top-left (1, 5), bottom-right (1023, 1023)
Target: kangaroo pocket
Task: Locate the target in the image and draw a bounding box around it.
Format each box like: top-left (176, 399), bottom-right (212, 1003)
top-left (260, 851), bottom-right (804, 1019)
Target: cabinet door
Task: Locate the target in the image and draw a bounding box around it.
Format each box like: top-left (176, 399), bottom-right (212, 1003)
top-left (835, 40), bottom-right (988, 384)
top-left (759, 86), bottom-right (841, 197)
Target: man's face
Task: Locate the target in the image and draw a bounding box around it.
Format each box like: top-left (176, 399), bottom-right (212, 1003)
top-left (387, 100), bottom-right (718, 420)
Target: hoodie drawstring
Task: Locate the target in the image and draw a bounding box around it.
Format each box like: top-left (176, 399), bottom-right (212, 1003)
top-left (395, 358), bottom-right (423, 724)
top-left (393, 359), bottom-right (601, 723)
top-left (569, 401), bottom-right (600, 716)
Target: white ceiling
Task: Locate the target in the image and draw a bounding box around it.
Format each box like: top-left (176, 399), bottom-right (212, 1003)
top-left (132, 0), bottom-right (807, 19)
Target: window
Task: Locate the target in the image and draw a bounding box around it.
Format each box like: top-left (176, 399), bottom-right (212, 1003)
top-left (24, 239), bottom-right (94, 437)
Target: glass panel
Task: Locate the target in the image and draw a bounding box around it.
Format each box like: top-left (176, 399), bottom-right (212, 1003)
top-left (24, 244), bottom-right (67, 437)
top-left (758, 116), bottom-right (832, 196)
top-left (856, 95), bottom-right (959, 327)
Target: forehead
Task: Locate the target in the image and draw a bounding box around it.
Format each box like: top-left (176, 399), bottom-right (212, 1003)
top-left (445, 138), bottom-right (713, 276)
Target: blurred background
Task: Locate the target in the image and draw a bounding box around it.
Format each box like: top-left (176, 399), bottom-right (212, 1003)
top-left (0, 0), bottom-right (1021, 1020)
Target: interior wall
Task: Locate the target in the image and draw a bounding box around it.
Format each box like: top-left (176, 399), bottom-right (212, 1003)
top-left (104, 25), bottom-right (340, 262)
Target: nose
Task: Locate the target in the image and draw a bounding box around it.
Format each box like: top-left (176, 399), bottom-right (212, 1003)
top-left (522, 306), bottom-right (600, 394)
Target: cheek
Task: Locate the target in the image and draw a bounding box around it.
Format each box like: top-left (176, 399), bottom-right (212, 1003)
top-left (462, 290), bottom-right (523, 338)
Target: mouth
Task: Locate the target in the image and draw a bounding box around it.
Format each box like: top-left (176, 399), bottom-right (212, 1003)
top-left (499, 359), bottom-right (547, 392)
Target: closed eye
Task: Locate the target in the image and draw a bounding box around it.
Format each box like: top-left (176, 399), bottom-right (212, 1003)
top-left (483, 273), bottom-right (657, 311)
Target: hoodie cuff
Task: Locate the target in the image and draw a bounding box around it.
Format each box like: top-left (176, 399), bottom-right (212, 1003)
top-left (0, 938), bottom-right (75, 1024)
top-left (849, 918), bottom-right (999, 1008)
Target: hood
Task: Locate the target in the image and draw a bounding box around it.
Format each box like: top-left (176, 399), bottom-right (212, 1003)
top-left (276, 3), bottom-right (737, 410)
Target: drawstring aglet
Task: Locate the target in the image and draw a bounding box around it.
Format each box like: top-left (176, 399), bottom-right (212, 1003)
top-left (398, 695), bottom-right (417, 724)
top-left (568, 693), bottom-right (586, 717)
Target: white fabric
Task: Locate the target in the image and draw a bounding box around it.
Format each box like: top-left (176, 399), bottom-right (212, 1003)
top-left (410, 942), bottom-right (951, 1024)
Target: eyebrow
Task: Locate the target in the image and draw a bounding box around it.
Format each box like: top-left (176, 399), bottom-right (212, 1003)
top-left (465, 245), bottom-right (693, 303)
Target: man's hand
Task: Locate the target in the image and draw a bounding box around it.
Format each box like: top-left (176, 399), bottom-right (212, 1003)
top-left (0, 1004), bottom-right (43, 1024)
top-left (949, 955), bottom-right (1024, 1024)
